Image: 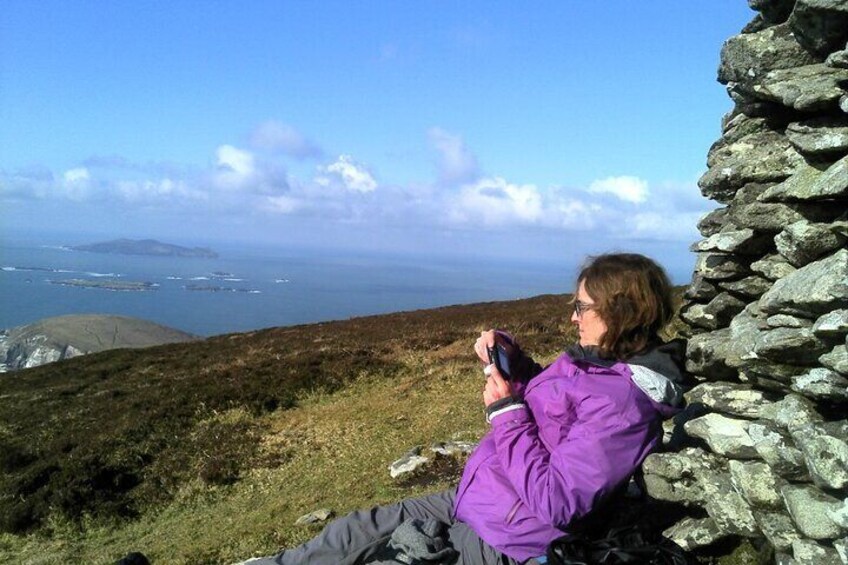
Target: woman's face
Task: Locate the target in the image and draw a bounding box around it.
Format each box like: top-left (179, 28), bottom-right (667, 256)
top-left (572, 280), bottom-right (608, 347)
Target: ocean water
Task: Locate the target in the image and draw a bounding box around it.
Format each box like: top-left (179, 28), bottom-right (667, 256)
top-left (0, 244), bottom-right (577, 336)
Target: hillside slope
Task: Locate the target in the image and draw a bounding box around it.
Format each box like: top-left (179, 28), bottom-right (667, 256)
top-left (0, 292), bottom-right (691, 564)
top-left (0, 314), bottom-right (196, 371)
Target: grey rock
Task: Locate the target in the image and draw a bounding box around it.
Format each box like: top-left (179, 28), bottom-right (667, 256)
top-left (684, 413), bottom-right (758, 458)
top-left (694, 252), bottom-right (750, 281)
top-left (685, 382), bottom-right (776, 418)
top-left (760, 393), bottom-right (825, 429)
top-left (663, 516), bottom-right (727, 551)
top-left (294, 508), bottom-right (334, 526)
top-left (754, 327), bottom-right (830, 364)
top-left (642, 448), bottom-right (718, 505)
top-left (760, 249), bottom-right (848, 317)
top-left (843, 93), bottom-right (848, 114)
top-left (699, 131), bottom-right (806, 202)
top-left (747, 0), bottom-right (796, 24)
top-left (429, 441), bottom-right (476, 457)
top-left (791, 422), bottom-right (848, 490)
top-left (729, 201), bottom-right (830, 233)
top-left (835, 537), bottom-right (848, 565)
top-left (782, 483), bottom-right (843, 540)
top-left (776, 220), bottom-right (847, 267)
top-left (697, 207), bottom-right (730, 237)
top-left (828, 43), bottom-right (848, 68)
top-left (767, 314), bottom-right (814, 328)
top-left (792, 539), bottom-right (841, 565)
top-left (788, 0), bottom-right (848, 58)
top-left (752, 253), bottom-right (798, 281)
top-left (685, 274), bottom-right (719, 301)
top-left (751, 64), bottom-right (848, 112)
top-left (787, 117), bottom-right (848, 156)
top-left (681, 293), bottom-right (747, 331)
top-left (762, 155), bottom-right (848, 202)
top-left (729, 459), bottom-right (785, 508)
top-left (750, 421), bottom-right (810, 479)
top-left (718, 24), bottom-right (819, 85)
top-left (686, 328), bottom-right (737, 379)
top-left (726, 305), bottom-right (765, 369)
top-left (792, 367), bottom-right (848, 401)
top-left (700, 471), bottom-right (761, 537)
top-left (828, 499), bottom-right (848, 529)
top-left (389, 447), bottom-right (429, 478)
top-left (691, 228), bottom-right (772, 255)
top-left (821, 345), bottom-right (848, 375)
top-left (720, 115), bottom-right (776, 147)
top-left (719, 275), bottom-right (775, 299)
top-left (813, 310), bottom-right (848, 338)
top-left (755, 511), bottom-right (802, 552)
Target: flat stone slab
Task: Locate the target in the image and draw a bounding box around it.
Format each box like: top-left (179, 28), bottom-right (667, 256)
top-left (762, 155), bottom-right (848, 202)
top-left (684, 413), bottom-right (758, 458)
top-left (685, 382), bottom-right (775, 418)
top-left (752, 64), bottom-right (848, 112)
top-left (663, 516), bottom-right (727, 551)
top-left (760, 249), bottom-right (848, 317)
top-left (782, 484), bottom-right (843, 540)
top-left (791, 422), bottom-right (848, 490)
top-left (749, 421), bottom-right (810, 480)
top-left (813, 310), bottom-right (848, 338)
top-left (755, 511), bottom-right (802, 552)
top-left (821, 345), bottom-right (848, 375)
top-left (786, 117), bottom-right (848, 156)
top-left (730, 460), bottom-right (785, 509)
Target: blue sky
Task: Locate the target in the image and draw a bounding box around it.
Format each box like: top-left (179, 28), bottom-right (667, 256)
top-left (1, 1), bottom-right (753, 273)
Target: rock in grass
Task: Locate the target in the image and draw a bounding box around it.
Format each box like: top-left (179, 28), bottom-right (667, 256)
top-left (295, 508), bottom-right (334, 526)
top-left (389, 446), bottom-right (430, 478)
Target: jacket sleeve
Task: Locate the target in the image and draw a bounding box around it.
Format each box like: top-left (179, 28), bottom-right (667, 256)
top-left (489, 390), bottom-right (660, 527)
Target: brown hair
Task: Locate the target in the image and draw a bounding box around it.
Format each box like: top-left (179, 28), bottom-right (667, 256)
top-left (576, 253), bottom-right (673, 360)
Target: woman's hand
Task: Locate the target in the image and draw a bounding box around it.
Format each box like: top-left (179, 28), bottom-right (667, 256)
top-left (483, 364), bottom-right (513, 408)
top-left (473, 329), bottom-right (517, 365)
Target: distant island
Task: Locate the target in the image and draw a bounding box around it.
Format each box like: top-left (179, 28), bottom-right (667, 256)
top-left (70, 238), bottom-right (218, 259)
top-left (48, 278), bottom-right (158, 291)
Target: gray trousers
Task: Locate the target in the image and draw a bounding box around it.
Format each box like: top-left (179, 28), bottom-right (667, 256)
top-left (248, 489), bottom-right (525, 565)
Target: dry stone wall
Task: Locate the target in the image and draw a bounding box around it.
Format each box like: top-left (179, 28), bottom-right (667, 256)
top-left (643, 1), bottom-right (848, 563)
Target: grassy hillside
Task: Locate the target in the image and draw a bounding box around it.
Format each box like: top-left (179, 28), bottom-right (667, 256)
top-left (1, 293), bottom-right (594, 564)
top-left (1, 291), bottom-right (734, 565)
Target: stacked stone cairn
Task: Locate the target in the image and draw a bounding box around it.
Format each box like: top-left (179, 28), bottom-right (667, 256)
top-left (640, 1), bottom-right (848, 563)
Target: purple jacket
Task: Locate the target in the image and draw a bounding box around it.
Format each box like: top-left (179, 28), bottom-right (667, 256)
top-left (453, 343), bottom-right (685, 561)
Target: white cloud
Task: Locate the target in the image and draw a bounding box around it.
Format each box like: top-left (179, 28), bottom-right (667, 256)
top-left (249, 121), bottom-right (323, 159)
top-left (316, 154), bottom-right (377, 193)
top-left (428, 127), bottom-right (479, 185)
top-left (265, 195), bottom-right (301, 214)
top-left (450, 177), bottom-right (543, 226)
top-left (60, 167), bottom-right (92, 200)
top-left (588, 175), bottom-right (649, 204)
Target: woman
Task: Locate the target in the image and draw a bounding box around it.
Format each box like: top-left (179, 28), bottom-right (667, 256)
top-left (254, 253), bottom-right (686, 565)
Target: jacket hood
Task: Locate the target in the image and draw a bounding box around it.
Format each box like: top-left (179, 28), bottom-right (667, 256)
top-left (565, 340), bottom-right (688, 409)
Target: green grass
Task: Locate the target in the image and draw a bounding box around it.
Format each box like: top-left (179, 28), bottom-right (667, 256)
top-left (0, 291), bottom-right (703, 564)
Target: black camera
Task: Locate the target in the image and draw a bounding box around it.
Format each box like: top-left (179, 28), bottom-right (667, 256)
top-left (486, 343), bottom-right (512, 380)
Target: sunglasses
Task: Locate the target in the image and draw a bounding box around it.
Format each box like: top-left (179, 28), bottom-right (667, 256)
top-left (573, 300), bottom-right (597, 318)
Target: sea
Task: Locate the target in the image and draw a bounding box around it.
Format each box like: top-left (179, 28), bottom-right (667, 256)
top-left (0, 243), bottom-right (580, 337)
